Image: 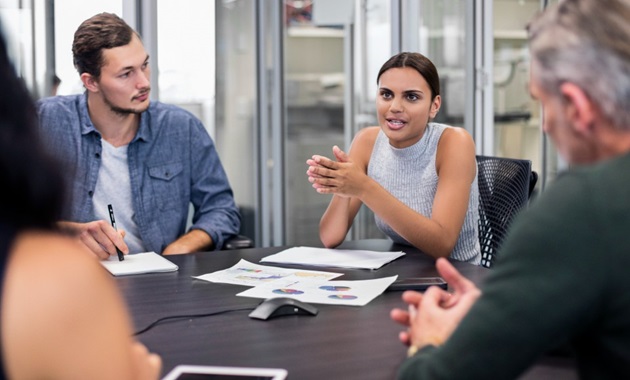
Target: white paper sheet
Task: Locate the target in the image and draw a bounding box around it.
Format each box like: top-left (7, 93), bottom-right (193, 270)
top-left (100, 251), bottom-right (178, 276)
top-left (194, 259), bottom-right (343, 287)
top-left (260, 246), bottom-right (406, 270)
top-left (237, 275), bottom-right (398, 306)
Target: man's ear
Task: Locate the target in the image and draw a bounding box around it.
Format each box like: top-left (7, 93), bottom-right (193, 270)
top-left (560, 82), bottom-right (595, 135)
top-left (80, 73), bottom-right (99, 93)
top-left (429, 94), bottom-right (441, 119)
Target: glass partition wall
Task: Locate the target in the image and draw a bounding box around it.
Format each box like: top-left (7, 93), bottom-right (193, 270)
top-left (492, 0), bottom-right (548, 192)
top-left (3, 0), bottom-right (559, 248)
top-left (283, 0), bottom-right (344, 245)
top-left (246, 0), bottom-right (555, 246)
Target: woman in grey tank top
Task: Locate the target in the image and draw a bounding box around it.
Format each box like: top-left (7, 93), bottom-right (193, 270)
top-left (307, 52), bottom-right (480, 264)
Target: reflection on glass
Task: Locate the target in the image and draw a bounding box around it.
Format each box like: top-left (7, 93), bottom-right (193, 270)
top-left (352, 0), bottom-right (391, 241)
top-left (541, 0), bottom-right (562, 187)
top-left (157, 0), bottom-right (215, 136)
top-left (363, 0), bottom-right (391, 104)
top-left (284, 0), bottom-right (346, 245)
top-left (411, 1), bottom-right (467, 129)
top-left (493, 0), bottom-right (542, 178)
top-left (284, 0), bottom-right (393, 244)
top-left (214, 0), bottom-right (257, 241)
top-left (54, 0), bottom-right (123, 95)
top-left (0, 5), bottom-right (33, 86)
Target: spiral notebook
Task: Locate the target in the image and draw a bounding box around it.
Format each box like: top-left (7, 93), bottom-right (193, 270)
top-left (100, 251), bottom-right (178, 276)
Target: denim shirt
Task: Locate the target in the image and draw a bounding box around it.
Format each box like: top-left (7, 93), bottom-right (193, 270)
top-left (36, 94), bottom-right (240, 252)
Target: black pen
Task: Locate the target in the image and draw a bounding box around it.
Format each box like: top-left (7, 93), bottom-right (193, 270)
top-left (107, 204), bottom-right (125, 261)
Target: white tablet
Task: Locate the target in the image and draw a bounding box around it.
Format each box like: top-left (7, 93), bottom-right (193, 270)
top-left (162, 365), bottom-right (288, 380)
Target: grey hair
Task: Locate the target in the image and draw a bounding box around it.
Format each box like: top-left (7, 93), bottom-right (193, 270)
top-left (527, 0), bottom-right (630, 130)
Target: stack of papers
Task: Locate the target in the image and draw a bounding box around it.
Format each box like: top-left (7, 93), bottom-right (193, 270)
top-left (194, 259), bottom-right (342, 286)
top-left (195, 253), bottom-right (402, 306)
top-left (260, 246), bottom-right (406, 270)
top-left (100, 251), bottom-right (178, 276)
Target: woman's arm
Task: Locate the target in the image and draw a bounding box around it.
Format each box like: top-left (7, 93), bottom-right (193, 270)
top-left (318, 190), bottom-right (362, 248)
top-left (2, 232), bottom-right (161, 380)
top-left (308, 127), bottom-right (379, 248)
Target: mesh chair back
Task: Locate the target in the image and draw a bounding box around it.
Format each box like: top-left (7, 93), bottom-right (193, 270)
top-left (476, 155), bottom-right (536, 268)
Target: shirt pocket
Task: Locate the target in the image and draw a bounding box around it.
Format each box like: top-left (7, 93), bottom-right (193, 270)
top-left (148, 162), bottom-right (184, 210)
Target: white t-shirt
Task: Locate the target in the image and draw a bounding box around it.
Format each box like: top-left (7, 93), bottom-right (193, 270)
top-left (93, 139), bottom-right (146, 253)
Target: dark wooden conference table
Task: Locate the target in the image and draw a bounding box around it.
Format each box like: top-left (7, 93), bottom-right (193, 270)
top-left (116, 239), bottom-right (578, 380)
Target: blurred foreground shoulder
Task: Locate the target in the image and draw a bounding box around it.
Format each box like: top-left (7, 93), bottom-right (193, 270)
top-left (2, 231), bottom-right (142, 380)
top-left (10, 231), bottom-right (105, 283)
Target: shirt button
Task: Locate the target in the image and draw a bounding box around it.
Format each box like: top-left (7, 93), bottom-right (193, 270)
top-left (95, 152), bottom-right (101, 158)
top-left (88, 191), bottom-right (93, 197)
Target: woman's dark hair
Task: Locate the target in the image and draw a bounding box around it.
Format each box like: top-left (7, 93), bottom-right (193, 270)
top-left (72, 12), bottom-right (137, 79)
top-left (376, 52), bottom-right (440, 100)
top-left (0, 28), bottom-right (65, 230)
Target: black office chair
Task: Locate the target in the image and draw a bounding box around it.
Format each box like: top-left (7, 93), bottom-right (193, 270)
top-left (476, 155), bottom-right (537, 268)
top-left (222, 205), bottom-right (255, 250)
top-left (223, 234), bottom-right (254, 250)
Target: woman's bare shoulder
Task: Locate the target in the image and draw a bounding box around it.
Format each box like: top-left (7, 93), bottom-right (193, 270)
top-left (436, 126), bottom-right (477, 175)
top-left (440, 125), bottom-right (474, 144)
top-left (437, 126), bottom-right (475, 156)
top-left (350, 126), bottom-right (381, 163)
top-left (354, 126), bottom-right (380, 143)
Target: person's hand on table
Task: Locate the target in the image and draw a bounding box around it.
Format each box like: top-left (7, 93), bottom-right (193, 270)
top-left (59, 220), bottom-right (128, 260)
top-left (390, 258), bottom-right (482, 353)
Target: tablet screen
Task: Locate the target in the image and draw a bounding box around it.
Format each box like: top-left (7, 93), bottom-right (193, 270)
top-left (170, 375), bottom-right (275, 380)
top-left (162, 365), bottom-right (288, 380)
top-left (169, 373), bottom-right (273, 380)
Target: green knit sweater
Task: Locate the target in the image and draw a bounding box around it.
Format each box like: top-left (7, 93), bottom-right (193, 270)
top-left (399, 152), bottom-right (630, 379)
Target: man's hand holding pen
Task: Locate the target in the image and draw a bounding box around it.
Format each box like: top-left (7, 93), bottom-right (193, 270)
top-left (58, 219), bottom-right (129, 260)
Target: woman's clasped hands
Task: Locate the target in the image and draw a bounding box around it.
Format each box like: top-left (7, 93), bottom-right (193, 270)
top-left (306, 145), bottom-right (368, 198)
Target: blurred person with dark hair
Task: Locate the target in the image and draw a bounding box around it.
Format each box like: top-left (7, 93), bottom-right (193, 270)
top-left (391, 0), bottom-right (630, 378)
top-left (0, 26), bottom-right (160, 379)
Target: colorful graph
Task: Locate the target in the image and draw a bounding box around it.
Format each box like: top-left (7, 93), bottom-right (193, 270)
top-left (235, 268), bottom-right (262, 273)
top-left (328, 294), bottom-right (357, 300)
top-left (236, 274), bottom-right (284, 282)
top-left (273, 288), bottom-right (304, 295)
top-left (319, 285), bottom-right (351, 291)
top-left (294, 272), bottom-right (335, 278)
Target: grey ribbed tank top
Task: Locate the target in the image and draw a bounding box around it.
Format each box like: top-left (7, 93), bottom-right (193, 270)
top-left (367, 123), bottom-right (481, 264)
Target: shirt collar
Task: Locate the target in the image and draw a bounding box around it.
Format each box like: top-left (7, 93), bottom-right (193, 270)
top-left (78, 92), bottom-right (97, 136)
top-left (135, 108), bottom-right (150, 143)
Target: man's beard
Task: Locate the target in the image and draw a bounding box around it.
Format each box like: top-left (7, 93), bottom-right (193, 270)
top-left (103, 91), bottom-right (150, 116)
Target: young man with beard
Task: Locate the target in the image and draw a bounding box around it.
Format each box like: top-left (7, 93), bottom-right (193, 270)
top-left (37, 13), bottom-right (240, 259)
